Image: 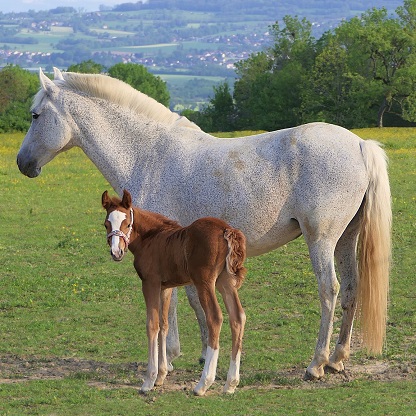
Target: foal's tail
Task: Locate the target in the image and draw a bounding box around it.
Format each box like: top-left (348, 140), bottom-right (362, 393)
top-left (224, 228), bottom-right (247, 288)
top-left (357, 140), bottom-right (392, 354)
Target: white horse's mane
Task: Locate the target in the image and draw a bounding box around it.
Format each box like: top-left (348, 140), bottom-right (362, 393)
top-left (35, 71), bottom-right (200, 130)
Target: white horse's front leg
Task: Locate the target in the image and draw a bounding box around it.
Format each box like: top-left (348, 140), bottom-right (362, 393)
top-left (194, 346), bottom-right (219, 396)
top-left (166, 288), bottom-right (181, 371)
top-left (185, 285), bottom-right (208, 363)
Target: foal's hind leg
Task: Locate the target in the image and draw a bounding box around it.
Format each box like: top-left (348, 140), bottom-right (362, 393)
top-left (327, 222), bottom-right (360, 372)
top-left (216, 271), bottom-right (246, 394)
top-left (305, 240), bottom-right (340, 380)
top-left (193, 278), bottom-right (223, 396)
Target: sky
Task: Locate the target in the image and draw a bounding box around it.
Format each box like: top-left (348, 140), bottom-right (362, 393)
top-left (0, 0), bottom-right (123, 13)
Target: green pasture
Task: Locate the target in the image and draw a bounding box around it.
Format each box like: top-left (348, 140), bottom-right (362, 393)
top-left (0, 129), bottom-right (415, 415)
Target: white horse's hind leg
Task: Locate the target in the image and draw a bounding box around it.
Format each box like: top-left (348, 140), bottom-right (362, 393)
top-left (305, 240), bottom-right (340, 380)
top-left (328, 221), bottom-right (360, 372)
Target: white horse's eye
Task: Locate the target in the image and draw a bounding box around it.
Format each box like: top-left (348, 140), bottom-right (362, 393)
top-left (32, 113), bottom-right (39, 119)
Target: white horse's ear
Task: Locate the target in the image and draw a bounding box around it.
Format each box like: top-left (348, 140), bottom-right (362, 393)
top-left (39, 68), bottom-right (58, 94)
top-left (53, 67), bottom-right (65, 81)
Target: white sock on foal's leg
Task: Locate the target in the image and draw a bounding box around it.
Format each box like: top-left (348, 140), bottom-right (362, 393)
top-left (224, 350), bottom-right (241, 394)
top-left (194, 346), bottom-right (219, 396)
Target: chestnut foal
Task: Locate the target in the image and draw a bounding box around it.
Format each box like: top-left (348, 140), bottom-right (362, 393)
top-left (102, 190), bottom-right (247, 395)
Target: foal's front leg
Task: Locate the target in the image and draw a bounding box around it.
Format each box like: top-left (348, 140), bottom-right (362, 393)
top-left (156, 288), bottom-right (173, 387)
top-left (141, 280), bottom-right (160, 393)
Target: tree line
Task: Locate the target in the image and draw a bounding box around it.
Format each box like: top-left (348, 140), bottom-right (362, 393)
top-left (0, 62), bottom-right (169, 133)
top-left (185, 0), bottom-right (416, 131)
top-left (1, 1), bottom-right (416, 133)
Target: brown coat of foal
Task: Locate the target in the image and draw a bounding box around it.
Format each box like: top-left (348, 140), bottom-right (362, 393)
top-left (102, 189), bottom-right (247, 395)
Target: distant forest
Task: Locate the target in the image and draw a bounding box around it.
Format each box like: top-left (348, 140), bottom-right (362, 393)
top-left (111, 0), bottom-right (403, 17)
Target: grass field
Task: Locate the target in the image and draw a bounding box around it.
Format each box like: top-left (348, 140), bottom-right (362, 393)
top-left (0, 129), bottom-right (415, 415)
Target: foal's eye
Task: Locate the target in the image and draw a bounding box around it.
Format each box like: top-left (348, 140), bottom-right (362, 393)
top-left (32, 113), bottom-right (39, 120)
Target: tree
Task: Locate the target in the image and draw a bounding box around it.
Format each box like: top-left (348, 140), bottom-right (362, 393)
top-left (301, 37), bottom-right (382, 128)
top-left (0, 65), bottom-right (38, 133)
top-left (233, 52), bottom-right (272, 129)
top-left (67, 59), bottom-right (105, 73)
top-left (269, 15), bottom-right (316, 71)
top-left (233, 16), bottom-right (315, 130)
top-left (202, 81), bottom-right (235, 132)
top-left (334, 4), bottom-right (416, 126)
top-left (107, 63), bottom-right (170, 107)
top-left (230, 3), bottom-right (416, 130)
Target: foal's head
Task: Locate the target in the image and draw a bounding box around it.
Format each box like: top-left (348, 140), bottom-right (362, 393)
top-left (102, 190), bottom-right (134, 262)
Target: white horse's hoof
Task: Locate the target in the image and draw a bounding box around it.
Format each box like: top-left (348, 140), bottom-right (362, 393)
top-left (304, 366), bottom-right (324, 380)
top-left (140, 380), bottom-right (155, 393)
top-left (223, 380), bottom-right (239, 394)
top-left (326, 360), bottom-right (345, 373)
top-left (193, 388), bottom-right (206, 396)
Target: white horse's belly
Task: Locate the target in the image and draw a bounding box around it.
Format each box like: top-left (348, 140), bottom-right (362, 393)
top-left (245, 218), bottom-right (302, 257)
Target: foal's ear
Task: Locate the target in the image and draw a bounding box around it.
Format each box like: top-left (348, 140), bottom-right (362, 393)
top-left (121, 189), bottom-right (132, 209)
top-left (102, 191), bottom-right (111, 210)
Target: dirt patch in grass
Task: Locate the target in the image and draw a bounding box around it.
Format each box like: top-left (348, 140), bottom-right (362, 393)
top-left (0, 354), bottom-right (414, 394)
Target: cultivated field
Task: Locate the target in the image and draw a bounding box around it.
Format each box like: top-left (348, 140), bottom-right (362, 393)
top-left (0, 129), bottom-right (415, 415)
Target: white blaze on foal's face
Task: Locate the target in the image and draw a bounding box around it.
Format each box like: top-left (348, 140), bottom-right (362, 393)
top-left (108, 210), bottom-right (127, 257)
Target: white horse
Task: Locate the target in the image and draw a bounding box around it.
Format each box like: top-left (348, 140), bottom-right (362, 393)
top-left (17, 68), bottom-right (391, 382)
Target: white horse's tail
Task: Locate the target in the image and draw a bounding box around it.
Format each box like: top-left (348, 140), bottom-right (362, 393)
top-left (357, 140), bottom-right (392, 354)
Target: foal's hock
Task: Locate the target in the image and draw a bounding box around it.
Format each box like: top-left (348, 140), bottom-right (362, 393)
top-left (102, 189), bottom-right (247, 395)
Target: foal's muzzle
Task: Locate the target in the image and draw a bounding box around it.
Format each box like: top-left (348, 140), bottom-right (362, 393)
top-left (107, 229), bottom-right (129, 262)
top-left (110, 248), bottom-right (125, 262)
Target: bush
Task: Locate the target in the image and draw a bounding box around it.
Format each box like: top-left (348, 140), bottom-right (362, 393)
top-left (0, 65), bottom-right (39, 133)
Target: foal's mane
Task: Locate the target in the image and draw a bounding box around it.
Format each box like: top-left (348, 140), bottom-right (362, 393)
top-left (35, 72), bottom-right (200, 130)
top-left (110, 196), bottom-right (181, 232)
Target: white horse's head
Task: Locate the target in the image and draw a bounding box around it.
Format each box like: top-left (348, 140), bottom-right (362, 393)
top-left (17, 68), bottom-right (75, 178)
